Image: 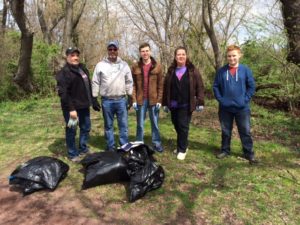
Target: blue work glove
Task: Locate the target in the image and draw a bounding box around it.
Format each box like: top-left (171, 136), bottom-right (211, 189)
top-left (196, 105), bottom-right (204, 112)
top-left (132, 102), bottom-right (138, 111)
top-left (155, 103), bottom-right (161, 110)
top-left (67, 118), bottom-right (78, 129)
top-left (163, 106), bottom-right (169, 113)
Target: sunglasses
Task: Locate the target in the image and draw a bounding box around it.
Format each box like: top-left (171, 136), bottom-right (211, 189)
top-left (108, 48), bottom-right (118, 52)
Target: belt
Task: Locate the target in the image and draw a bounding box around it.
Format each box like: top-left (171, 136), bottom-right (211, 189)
top-left (101, 95), bottom-right (126, 100)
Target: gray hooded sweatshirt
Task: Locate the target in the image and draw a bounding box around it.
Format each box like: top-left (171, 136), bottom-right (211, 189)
top-left (92, 57), bottom-right (133, 97)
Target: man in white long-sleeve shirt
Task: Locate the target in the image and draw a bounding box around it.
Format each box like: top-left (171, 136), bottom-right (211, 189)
top-left (92, 40), bottom-right (133, 151)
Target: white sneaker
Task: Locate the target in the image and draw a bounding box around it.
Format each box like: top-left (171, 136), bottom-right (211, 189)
top-left (177, 152), bottom-right (187, 160)
top-left (176, 148), bottom-right (188, 160)
top-left (173, 149), bottom-right (177, 154)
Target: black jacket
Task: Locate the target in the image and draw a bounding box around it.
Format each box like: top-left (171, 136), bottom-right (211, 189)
top-left (56, 63), bottom-right (92, 111)
top-left (163, 62), bottom-right (205, 112)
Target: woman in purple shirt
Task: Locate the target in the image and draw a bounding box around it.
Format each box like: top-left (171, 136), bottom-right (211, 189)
top-left (162, 46), bottom-right (205, 160)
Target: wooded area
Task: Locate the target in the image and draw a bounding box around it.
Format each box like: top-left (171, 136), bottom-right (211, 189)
top-left (0, 0), bottom-right (299, 112)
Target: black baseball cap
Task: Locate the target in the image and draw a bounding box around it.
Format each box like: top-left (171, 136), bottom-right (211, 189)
top-left (65, 47), bottom-right (80, 55)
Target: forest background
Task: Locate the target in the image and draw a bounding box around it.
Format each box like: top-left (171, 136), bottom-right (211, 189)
top-left (0, 1), bottom-right (300, 224)
top-left (0, 0), bottom-right (299, 113)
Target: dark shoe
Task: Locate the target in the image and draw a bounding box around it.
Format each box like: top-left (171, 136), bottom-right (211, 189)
top-left (216, 152), bottom-right (229, 159)
top-left (153, 145), bottom-right (163, 153)
top-left (79, 150), bottom-right (90, 157)
top-left (69, 155), bottom-right (81, 163)
top-left (246, 156), bottom-right (258, 165)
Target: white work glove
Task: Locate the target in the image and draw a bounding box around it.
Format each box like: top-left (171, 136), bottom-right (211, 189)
top-left (67, 118), bottom-right (78, 129)
top-left (155, 103), bottom-right (161, 110)
top-left (132, 102), bottom-right (138, 110)
top-left (196, 105), bottom-right (204, 112)
top-left (163, 106), bottom-right (169, 113)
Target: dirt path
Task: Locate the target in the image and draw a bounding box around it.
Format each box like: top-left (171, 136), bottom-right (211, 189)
top-left (0, 177), bottom-right (154, 225)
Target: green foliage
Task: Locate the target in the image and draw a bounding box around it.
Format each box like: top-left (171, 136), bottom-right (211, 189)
top-left (0, 31), bottom-right (23, 101)
top-left (0, 32), bottom-right (60, 102)
top-left (31, 41), bottom-right (60, 96)
top-left (241, 39), bottom-right (300, 110)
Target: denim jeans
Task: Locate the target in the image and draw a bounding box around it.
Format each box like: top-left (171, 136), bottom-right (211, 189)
top-left (136, 99), bottom-right (162, 148)
top-left (218, 109), bottom-right (254, 158)
top-left (101, 97), bottom-right (128, 150)
top-left (63, 108), bottom-right (91, 158)
top-left (171, 108), bottom-right (192, 153)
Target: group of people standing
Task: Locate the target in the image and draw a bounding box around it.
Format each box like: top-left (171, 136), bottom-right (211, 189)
top-left (56, 41), bottom-right (257, 164)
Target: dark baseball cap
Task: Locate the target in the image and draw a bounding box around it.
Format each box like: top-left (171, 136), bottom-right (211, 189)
top-left (65, 47), bottom-right (80, 55)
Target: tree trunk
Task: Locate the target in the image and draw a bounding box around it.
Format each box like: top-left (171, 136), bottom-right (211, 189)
top-left (202, 0), bottom-right (222, 71)
top-left (9, 0), bottom-right (34, 92)
top-left (62, 0), bottom-right (86, 53)
top-left (36, 0), bottom-right (52, 44)
top-left (62, 0), bottom-right (74, 53)
top-left (1, 0), bottom-right (8, 35)
top-left (280, 0), bottom-right (300, 66)
top-left (14, 31), bottom-right (34, 92)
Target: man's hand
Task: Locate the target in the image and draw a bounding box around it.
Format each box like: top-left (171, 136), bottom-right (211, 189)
top-left (92, 97), bottom-right (101, 111)
top-left (132, 102), bottom-right (138, 111)
top-left (70, 110), bottom-right (78, 119)
top-left (196, 105), bottom-right (204, 112)
top-left (163, 106), bottom-right (169, 113)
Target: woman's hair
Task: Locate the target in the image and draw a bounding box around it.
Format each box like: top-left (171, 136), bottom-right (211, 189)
top-left (172, 46), bottom-right (190, 66)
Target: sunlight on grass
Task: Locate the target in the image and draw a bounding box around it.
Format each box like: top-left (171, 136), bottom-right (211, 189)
top-left (0, 97), bottom-right (299, 224)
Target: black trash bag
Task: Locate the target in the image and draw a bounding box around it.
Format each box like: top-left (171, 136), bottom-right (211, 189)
top-left (121, 144), bottom-right (165, 202)
top-left (9, 156), bottom-right (69, 195)
top-left (128, 161), bottom-right (165, 202)
top-left (81, 151), bottom-right (130, 189)
top-left (121, 144), bottom-right (156, 176)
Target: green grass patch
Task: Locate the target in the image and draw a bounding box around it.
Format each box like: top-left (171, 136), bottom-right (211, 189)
top-left (0, 97), bottom-right (299, 224)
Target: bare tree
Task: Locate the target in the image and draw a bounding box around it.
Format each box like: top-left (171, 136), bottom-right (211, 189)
top-left (35, 0), bottom-right (64, 44)
top-left (118, 0), bottom-right (189, 68)
top-left (9, 0), bottom-right (34, 92)
top-left (202, 0), bottom-right (222, 71)
top-left (62, 0), bottom-right (87, 53)
top-left (76, 0), bottom-right (121, 67)
top-left (1, 0), bottom-right (9, 35)
top-left (201, 0), bottom-right (251, 71)
top-left (280, 0), bottom-right (300, 66)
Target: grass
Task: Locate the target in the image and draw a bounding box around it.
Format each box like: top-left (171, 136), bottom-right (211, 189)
top-left (0, 96), bottom-right (299, 224)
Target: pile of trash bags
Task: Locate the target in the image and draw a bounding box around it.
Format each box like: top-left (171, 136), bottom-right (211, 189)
top-left (9, 156), bottom-right (69, 195)
top-left (82, 142), bottom-right (165, 202)
top-left (81, 151), bottom-right (130, 189)
top-left (8, 143), bottom-right (165, 202)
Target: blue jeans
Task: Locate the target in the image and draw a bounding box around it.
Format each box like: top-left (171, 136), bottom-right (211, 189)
top-left (63, 108), bottom-right (91, 158)
top-left (218, 109), bottom-right (254, 158)
top-left (136, 99), bottom-right (161, 148)
top-left (101, 97), bottom-right (128, 150)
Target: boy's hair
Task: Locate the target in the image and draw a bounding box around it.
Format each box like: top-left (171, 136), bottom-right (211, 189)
top-left (226, 45), bottom-right (241, 53)
top-left (139, 42), bottom-right (151, 51)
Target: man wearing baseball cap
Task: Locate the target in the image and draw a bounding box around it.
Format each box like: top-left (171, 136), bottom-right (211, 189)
top-left (92, 40), bottom-right (133, 151)
top-left (55, 47), bottom-right (101, 162)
